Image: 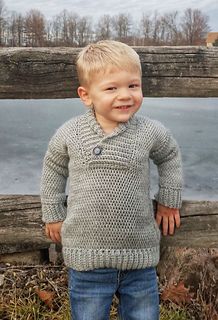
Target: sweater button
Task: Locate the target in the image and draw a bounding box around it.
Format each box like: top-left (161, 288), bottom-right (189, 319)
top-left (93, 146), bottom-right (102, 155)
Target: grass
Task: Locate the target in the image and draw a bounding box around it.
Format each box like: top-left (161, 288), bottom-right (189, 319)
top-left (0, 263), bottom-right (214, 320)
top-left (160, 304), bottom-right (191, 320)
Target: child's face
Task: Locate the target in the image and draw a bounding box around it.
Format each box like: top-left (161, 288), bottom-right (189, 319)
top-left (78, 66), bottom-right (143, 133)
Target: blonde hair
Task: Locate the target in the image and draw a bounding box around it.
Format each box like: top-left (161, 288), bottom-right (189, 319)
top-left (76, 40), bottom-right (142, 87)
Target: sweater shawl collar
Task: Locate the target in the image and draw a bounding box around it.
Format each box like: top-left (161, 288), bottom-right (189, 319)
top-left (84, 107), bottom-right (136, 138)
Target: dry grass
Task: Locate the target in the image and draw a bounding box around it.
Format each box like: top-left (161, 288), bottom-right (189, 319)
top-left (159, 270), bottom-right (218, 320)
top-left (0, 263), bottom-right (119, 320)
top-left (0, 263), bottom-right (215, 320)
top-left (0, 264), bottom-right (70, 320)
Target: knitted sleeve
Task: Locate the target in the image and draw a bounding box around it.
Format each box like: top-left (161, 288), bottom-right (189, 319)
top-left (149, 121), bottom-right (183, 209)
top-left (40, 126), bottom-right (69, 223)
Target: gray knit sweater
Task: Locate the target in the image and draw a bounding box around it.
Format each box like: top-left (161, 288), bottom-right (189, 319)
top-left (40, 108), bottom-right (183, 271)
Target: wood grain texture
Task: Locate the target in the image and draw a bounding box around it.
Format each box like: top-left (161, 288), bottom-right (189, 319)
top-left (0, 46), bottom-right (217, 98)
top-left (0, 195), bottom-right (217, 254)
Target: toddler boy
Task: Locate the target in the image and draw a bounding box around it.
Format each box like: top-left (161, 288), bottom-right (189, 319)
top-left (40, 40), bottom-right (183, 320)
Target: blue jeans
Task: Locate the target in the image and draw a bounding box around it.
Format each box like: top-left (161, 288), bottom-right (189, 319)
top-left (68, 267), bottom-right (159, 320)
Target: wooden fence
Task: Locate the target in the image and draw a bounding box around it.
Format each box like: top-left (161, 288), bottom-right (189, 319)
top-left (0, 46), bottom-right (218, 99)
top-left (0, 46), bottom-right (218, 261)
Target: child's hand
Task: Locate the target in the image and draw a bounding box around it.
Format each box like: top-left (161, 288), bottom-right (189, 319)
top-left (155, 203), bottom-right (180, 236)
top-left (45, 221), bottom-right (63, 243)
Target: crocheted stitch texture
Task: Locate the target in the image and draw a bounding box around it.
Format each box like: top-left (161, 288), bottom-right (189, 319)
top-left (40, 109), bottom-right (183, 271)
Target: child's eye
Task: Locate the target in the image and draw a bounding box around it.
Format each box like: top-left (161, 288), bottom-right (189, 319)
top-left (129, 84), bottom-right (139, 88)
top-left (106, 87), bottom-right (116, 91)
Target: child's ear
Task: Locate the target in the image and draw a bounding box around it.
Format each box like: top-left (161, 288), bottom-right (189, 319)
top-left (77, 86), bottom-right (92, 107)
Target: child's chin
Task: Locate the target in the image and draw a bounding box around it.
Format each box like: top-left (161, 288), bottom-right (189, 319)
top-left (118, 112), bottom-right (135, 120)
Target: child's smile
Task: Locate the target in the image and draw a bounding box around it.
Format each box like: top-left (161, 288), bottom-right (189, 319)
top-left (114, 105), bottom-right (132, 110)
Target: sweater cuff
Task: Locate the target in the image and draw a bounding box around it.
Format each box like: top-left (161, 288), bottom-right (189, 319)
top-left (154, 187), bottom-right (182, 208)
top-left (41, 202), bottom-right (67, 223)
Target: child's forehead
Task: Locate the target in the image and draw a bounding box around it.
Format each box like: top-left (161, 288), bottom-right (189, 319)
top-left (99, 66), bottom-right (121, 79)
top-left (94, 65), bottom-right (140, 79)
top-left (90, 67), bottom-right (141, 87)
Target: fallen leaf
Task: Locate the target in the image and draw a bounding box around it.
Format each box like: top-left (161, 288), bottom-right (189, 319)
top-left (161, 281), bottom-right (193, 305)
top-left (35, 287), bottom-right (54, 308)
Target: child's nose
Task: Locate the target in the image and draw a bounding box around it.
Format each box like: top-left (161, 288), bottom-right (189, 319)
top-left (117, 88), bottom-right (131, 100)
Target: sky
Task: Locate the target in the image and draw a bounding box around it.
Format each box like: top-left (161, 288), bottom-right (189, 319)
top-left (3, 0), bottom-right (218, 31)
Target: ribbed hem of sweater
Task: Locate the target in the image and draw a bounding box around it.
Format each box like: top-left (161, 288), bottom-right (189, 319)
top-left (41, 203), bottom-right (67, 223)
top-left (155, 187), bottom-right (182, 208)
top-left (62, 247), bottom-right (160, 271)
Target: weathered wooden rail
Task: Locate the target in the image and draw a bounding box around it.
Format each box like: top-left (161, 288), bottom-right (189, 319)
top-left (0, 195), bottom-right (217, 256)
top-left (0, 46), bottom-right (218, 98)
top-left (0, 46), bottom-right (218, 261)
